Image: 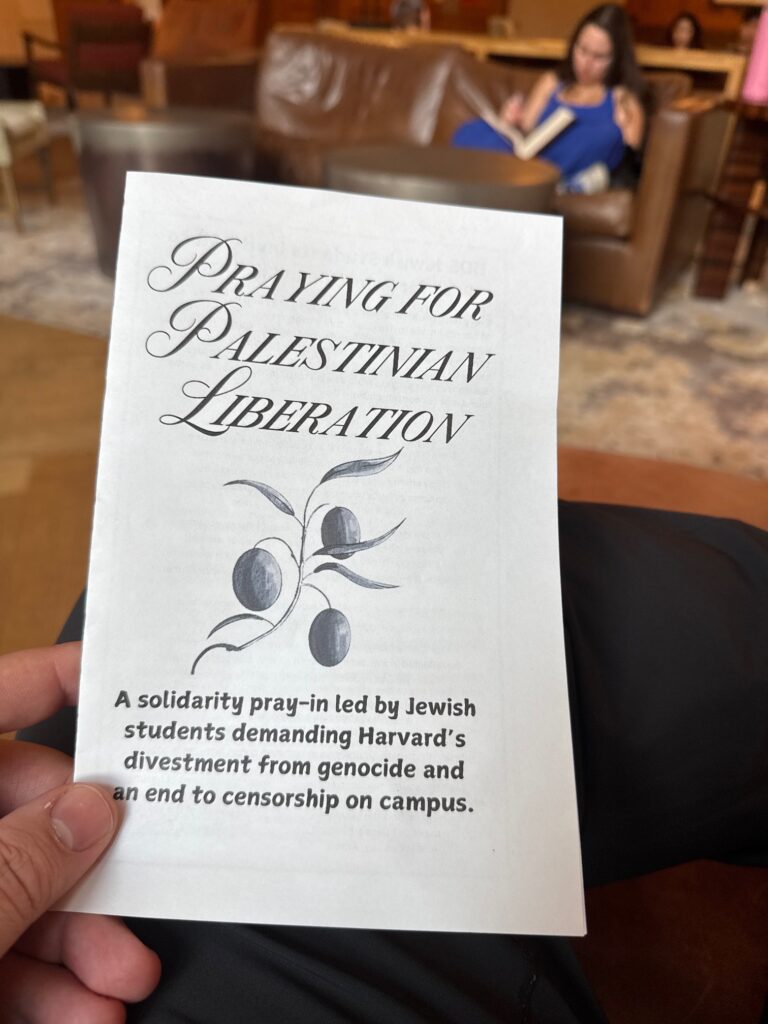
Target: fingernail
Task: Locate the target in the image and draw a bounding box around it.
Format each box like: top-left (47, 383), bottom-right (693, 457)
top-left (50, 785), bottom-right (116, 852)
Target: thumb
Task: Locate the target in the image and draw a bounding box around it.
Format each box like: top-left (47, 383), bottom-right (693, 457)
top-left (0, 783), bottom-right (117, 955)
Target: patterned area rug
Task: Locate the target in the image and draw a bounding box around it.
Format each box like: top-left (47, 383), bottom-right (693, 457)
top-left (2, 174), bottom-right (767, 478)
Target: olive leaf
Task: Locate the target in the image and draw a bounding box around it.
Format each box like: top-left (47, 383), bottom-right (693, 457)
top-left (311, 563), bottom-right (398, 589)
top-left (313, 518), bottom-right (405, 559)
top-left (319, 449), bottom-right (401, 486)
top-left (225, 479), bottom-right (295, 516)
top-left (207, 612), bottom-right (273, 638)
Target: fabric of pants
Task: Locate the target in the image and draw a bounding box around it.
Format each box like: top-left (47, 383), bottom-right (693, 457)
top-left (19, 502), bottom-right (768, 1023)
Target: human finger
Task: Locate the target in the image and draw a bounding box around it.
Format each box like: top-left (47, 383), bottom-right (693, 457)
top-left (0, 643), bottom-right (81, 733)
top-left (0, 950), bottom-right (126, 1024)
top-left (0, 739), bottom-right (73, 814)
top-left (0, 782), bottom-right (117, 957)
top-left (500, 96), bottom-right (522, 124)
top-left (16, 911), bottom-right (161, 1004)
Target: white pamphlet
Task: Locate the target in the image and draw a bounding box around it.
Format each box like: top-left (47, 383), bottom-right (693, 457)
top-left (67, 172), bottom-right (585, 936)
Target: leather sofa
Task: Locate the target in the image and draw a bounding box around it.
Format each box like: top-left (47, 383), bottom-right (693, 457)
top-left (142, 29), bottom-right (730, 315)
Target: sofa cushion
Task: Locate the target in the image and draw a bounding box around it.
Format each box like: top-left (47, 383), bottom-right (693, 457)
top-left (434, 52), bottom-right (542, 143)
top-left (555, 189), bottom-right (634, 239)
top-left (257, 30), bottom-right (458, 146)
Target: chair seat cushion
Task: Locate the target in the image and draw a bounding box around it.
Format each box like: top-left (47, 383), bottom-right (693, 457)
top-left (77, 43), bottom-right (147, 72)
top-left (0, 101), bottom-right (47, 136)
top-left (555, 189), bottom-right (634, 239)
top-left (32, 58), bottom-right (69, 86)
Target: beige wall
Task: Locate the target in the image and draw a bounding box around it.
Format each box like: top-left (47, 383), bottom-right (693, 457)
top-left (510, 0), bottom-right (623, 39)
top-left (0, 0), bottom-right (54, 60)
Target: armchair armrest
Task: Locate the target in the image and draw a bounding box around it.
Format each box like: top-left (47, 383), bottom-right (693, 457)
top-left (630, 108), bottom-right (691, 265)
top-left (632, 102), bottom-right (729, 253)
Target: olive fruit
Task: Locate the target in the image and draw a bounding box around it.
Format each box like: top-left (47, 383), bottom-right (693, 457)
top-left (232, 547), bottom-right (282, 611)
top-left (321, 506), bottom-right (360, 559)
top-left (309, 608), bottom-right (351, 667)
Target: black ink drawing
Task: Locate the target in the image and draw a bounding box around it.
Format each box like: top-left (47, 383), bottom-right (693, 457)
top-left (192, 450), bottom-right (404, 674)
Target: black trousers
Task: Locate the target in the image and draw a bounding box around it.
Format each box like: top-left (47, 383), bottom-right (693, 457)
top-left (20, 503), bottom-right (768, 1023)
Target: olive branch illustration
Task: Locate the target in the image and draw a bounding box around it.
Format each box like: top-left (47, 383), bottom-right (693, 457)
top-left (191, 450), bottom-right (404, 674)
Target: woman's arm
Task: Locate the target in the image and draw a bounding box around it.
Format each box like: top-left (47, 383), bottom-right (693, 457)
top-left (613, 87), bottom-right (645, 149)
top-left (500, 71), bottom-right (557, 133)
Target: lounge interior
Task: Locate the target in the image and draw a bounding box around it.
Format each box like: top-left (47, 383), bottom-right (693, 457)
top-left (1, 1), bottom-right (767, 1021)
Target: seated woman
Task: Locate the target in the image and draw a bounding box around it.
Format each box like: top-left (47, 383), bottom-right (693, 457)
top-left (667, 11), bottom-right (703, 50)
top-left (452, 3), bottom-right (646, 192)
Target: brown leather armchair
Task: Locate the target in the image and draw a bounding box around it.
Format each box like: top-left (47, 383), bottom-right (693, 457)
top-left (250, 31), bottom-right (729, 315)
top-left (140, 28), bottom-right (729, 316)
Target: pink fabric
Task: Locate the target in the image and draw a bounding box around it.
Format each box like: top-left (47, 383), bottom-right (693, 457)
top-left (742, 10), bottom-right (768, 105)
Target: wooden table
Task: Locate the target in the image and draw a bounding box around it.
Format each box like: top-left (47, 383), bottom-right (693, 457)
top-left (324, 144), bottom-right (559, 213)
top-left (307, 24), bottom-right (748, 100)
top-left (76, 104), bottom-right (257, 276)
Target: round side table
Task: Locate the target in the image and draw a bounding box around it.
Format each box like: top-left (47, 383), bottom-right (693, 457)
top-left (323, 143), bottom-right (559, 214)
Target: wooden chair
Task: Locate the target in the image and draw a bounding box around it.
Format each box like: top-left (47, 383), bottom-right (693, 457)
top-left (0, 101), bottom-right (54, 231)
top-left (23, 2), bottom-right (151, 108)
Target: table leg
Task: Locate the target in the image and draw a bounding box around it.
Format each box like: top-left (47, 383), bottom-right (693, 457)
top-left (38, 143), bottom-right (56, 204)
top-left (0, 164), bottom-right (23, 231)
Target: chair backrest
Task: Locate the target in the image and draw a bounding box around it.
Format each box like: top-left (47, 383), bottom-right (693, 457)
top-left (644, 71), bottom-right (693, 110)
top-left (68, 5), bottom-right (151, 93)
top-left (52, 0), bottom-right (122, 49)
top-left (152, 0), bottom-right (258, 61)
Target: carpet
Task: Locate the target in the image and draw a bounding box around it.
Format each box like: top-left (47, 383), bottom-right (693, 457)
top-left (2, 172), bottom-right (767, 479)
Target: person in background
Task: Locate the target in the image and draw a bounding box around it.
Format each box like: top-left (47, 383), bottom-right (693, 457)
top-left (390, 0), bottom-right (430, 30)
top-left (735, 8), bottom-right (761, 55)
top-left (452, 3), bottom-right (646, 193)
top-left (667, 11), bottom-right (704, 50)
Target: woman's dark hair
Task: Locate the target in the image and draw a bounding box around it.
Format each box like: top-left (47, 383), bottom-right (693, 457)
top-left (666, 12), bottom-right (703, 49)
top-left (559, 3), bottom-right (647, 101)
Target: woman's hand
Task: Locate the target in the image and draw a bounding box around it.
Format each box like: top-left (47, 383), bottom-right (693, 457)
top-left (0, 644), bottom-right (161, 1021)
top-left (613, 86), bottom-right (645, 149)
top-left (499, 92), bottom-right (525, 126)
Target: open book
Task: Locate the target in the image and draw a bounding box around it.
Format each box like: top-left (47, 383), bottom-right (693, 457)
top-left (483, 105), bottom-right (575, 160)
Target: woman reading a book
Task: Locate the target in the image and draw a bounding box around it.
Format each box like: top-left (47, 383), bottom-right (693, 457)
top-left (453, 3), bottom-right (646, 193)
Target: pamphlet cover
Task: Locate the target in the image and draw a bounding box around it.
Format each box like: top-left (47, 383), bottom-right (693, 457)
top-left (67, 172), bottom-right (585, 936)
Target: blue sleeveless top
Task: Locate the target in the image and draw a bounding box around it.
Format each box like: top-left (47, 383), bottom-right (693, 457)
top-left (535, 85), bottom-right (625, 176)
top-left (451, 83), bottom-right (625, 178)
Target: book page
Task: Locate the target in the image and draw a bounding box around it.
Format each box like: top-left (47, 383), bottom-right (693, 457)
top-left (483, 106), bottom-right (575, 160)
top-left (66, 172), bottom-right (584, 936)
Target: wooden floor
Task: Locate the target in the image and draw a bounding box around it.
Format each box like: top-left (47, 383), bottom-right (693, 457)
top-left (0, 314), bottom-right (105, 654)
top-left (3, 307), bottom-right (768, 657)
